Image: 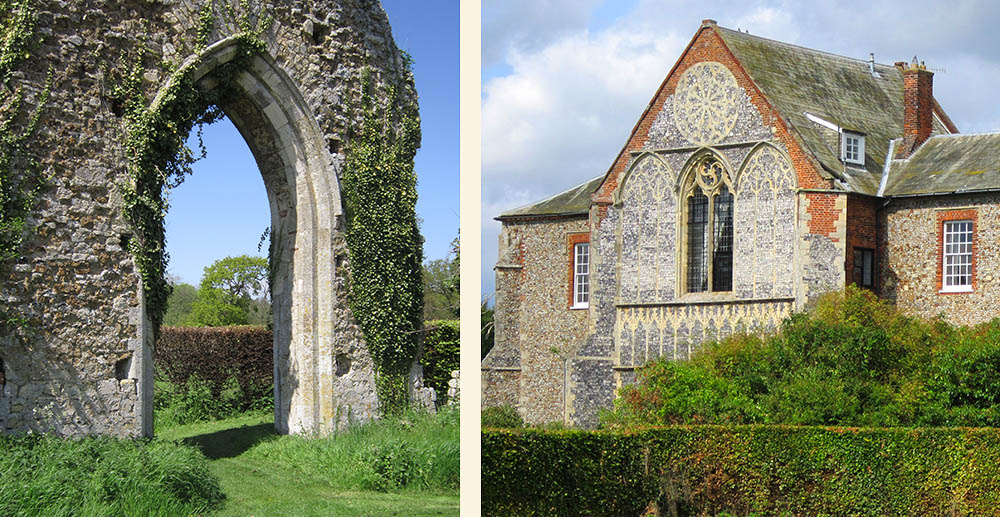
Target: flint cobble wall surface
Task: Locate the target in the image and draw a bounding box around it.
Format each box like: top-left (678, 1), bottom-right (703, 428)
top-left (880, 193), bottom-right (1000, 326)
top-left (0, 0), bottom-right (412, 437)
top-left (483, 216), bottom-right (591, 424)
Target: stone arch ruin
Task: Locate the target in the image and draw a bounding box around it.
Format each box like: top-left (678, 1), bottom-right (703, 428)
top-left (0, 1), bottom-right (419, 437)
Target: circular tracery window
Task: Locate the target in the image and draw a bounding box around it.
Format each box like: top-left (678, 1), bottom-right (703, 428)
top-left (673, 62), bottom-right (741, 146)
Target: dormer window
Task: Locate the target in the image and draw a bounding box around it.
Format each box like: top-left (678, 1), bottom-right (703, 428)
top-left (842, 131), bottom-right (865, 165)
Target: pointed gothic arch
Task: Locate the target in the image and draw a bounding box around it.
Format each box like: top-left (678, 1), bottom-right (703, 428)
top-left (677, 150), bottom-right (735, 294)
top-left (132, 37), bottom-right (375, 437)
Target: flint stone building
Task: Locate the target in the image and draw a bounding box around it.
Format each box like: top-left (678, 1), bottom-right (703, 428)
top-left (483, 20), bottom-right (1000, 427)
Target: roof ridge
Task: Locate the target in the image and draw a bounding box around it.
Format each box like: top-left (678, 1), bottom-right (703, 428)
top-left (925, 131), bottom-right (1000, 140)
top-left (716, 25), bottom-right (898, 71)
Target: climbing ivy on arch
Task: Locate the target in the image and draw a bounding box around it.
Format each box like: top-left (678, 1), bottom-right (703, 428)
top-left (342, 65), bottom-right (424, 414)
top-left (110, 5), bottom-right (271, 333)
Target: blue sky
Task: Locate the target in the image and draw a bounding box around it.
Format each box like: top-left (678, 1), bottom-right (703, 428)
top-left (481, 0), bottom-right (1000, 302)
top-left (165, 1), bottom-right (459, 286)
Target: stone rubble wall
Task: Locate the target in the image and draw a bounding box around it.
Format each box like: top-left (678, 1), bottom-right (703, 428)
top-left (0, 0), bottom-right (414, 437)
top-left (446, 369), bottom-right (459, 407)
top-left (482, 216), bottom-right (591, 424)
top-left (880, 193), bottom-right (1000, 326)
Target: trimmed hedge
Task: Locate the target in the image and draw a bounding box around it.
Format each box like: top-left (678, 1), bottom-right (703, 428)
top-left (482, 426), bottom-right (1000, 516)
top-left (421, 320), bottom-right (459, 403)
top-left (157, 326), bottom-right (271, 409)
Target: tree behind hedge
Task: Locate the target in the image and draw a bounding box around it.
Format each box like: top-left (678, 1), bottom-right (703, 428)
top-left (604, 286), bottom-right (1000, 429)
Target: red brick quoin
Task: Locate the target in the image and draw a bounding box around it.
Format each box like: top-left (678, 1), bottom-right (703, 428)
top-left (936, 209), bottom-right (978, 294)
top-left (805, 192), bottom-right (840, 238)
top-left (567, 233), bottom-right (590, 308)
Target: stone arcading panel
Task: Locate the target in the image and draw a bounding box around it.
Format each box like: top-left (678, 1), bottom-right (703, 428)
top-left (618, 154), bottom-right (678, 304)
top-left (614, 300), bottom-right (792, 368)
top-left (734, 145), bottom-right (796, 299)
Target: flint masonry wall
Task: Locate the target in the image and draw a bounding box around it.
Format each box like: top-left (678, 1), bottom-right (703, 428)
top-left (483, 216), bottom-right (591, 424)
top-left (0, 0), bottom-right (415, 437)
top-left (880, 193), bottom-right (1000, 326)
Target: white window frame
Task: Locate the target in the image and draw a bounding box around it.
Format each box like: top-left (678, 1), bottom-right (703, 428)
top-left (842, 131), bottom-right (865, 166)
top-left (941, 220), bottom-right (973, 293)
top-left (572, 242), bottom-right (590, 308)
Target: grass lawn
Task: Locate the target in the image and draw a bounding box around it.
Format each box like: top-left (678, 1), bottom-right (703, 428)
top-left (157, 412), bottom-right (460, 516)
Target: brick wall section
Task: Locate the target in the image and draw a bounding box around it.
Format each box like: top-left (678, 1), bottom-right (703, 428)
top-left (806, 193), bottom-right (841, 237)
top-left (592, 22), bottom-right (830, 215)
top-left (845, 194), bottom-right (879, 288)
top-left (879, 195), bottom-right (1000, 326)
top-left (936, 209), bottom-right (978, 293)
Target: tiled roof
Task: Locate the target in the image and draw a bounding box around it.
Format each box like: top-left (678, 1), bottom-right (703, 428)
top-left (882, 134), bottom-right (1000, 196)
top-left (497, 176), bottom-right (603, 219)
top-left (716, 26), bottom-right (951, 195)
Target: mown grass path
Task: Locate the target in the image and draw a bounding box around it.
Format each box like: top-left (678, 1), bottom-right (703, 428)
top-left (157, 413), bottom-right (460, 516)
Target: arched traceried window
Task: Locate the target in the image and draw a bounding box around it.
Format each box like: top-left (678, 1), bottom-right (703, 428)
top-left (683, 156), bottom-right (733, 293)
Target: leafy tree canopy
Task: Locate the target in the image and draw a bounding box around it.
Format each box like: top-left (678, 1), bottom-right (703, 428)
top-left (164, 255), bottom-right (269, 327)
top-left (199, 255), bottom-right (268, 301)
top-left (163, 282), bottom-right (198, 326)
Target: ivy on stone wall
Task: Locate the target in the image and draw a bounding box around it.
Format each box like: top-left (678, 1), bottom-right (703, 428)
top-left (0, 0), bottom-right (50, 331)
top-left (110, 4), bottom-right (269, 333)
top-left (342, 66), bottom-right (423, 414)
top-left (0, 0), bottom-right (48, 266)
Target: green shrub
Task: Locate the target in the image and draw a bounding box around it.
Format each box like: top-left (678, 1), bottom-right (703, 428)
top-left (420, 319), bottom-right (459, 404)
top-left (482, 426), bottom-right (1000, 516)
top-left (359, 440), bottom-right (418, 491)
top-left (482, 405), bottom-right (524, 429)
top-left (0, 434), bottom-right (223, 516)
top-left (605, 286), bottom-right (1000, 429)
top-left (156, 374), bottom-right (267, 428)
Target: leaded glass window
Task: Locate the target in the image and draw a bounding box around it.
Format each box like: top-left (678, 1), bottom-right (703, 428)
top-left (683, 156), bottom-right (733, 293)
top-left (687, 190), bottom-right (708, 293)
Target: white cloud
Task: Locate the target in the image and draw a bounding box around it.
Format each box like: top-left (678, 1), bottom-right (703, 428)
top-left (482, 0), bottom-right (603, 68)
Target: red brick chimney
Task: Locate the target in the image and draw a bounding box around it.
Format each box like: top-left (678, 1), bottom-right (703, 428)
top-left (895, 58), bottom-right (934, 159)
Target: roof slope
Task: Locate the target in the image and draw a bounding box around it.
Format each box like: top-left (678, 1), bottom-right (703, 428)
top-left (497, 176), bottom-right (603, 219)
top-left (717, 26), bottom-right (951, 195)
top-left (883, 134), bottom-right (1000, 196)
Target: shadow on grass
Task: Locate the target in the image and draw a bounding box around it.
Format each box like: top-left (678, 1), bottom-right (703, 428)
top-left (181, 423), bottom-right (277, 459)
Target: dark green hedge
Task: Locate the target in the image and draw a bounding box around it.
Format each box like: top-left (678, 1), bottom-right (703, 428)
top-left (482, 426), bottom-right (1000, 516)
top-left (421, 319), bottom-right (459, 403)
top-left (157, 325), bottom-right (272, 409)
